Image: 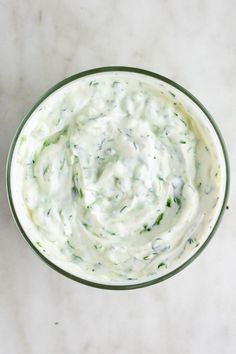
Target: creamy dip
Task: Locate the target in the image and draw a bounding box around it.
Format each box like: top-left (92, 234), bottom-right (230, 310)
top-left (10, 71), bottom-right (227, 285)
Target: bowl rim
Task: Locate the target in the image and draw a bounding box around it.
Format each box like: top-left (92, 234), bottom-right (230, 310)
top-left (6, 66), bottom-right (230, 290)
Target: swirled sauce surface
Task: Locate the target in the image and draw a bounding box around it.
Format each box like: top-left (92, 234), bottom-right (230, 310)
top-left (11, 72), bottom-right (225, 284)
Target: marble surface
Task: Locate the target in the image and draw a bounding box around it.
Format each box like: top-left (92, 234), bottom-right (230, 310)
top-left (0, 0), bottom-right (235, 353)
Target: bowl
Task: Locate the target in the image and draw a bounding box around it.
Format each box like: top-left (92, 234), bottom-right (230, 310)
top-left (6, 67), bottom-right (230, 289)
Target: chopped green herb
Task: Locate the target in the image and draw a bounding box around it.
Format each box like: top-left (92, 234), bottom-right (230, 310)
top-left (112, 81), bottom-right (120, 87)
top-left (114, 177), bottom-right (120, 184)
top-left (67, 240), bottom-right (74, 249)
top-left (166, 197), bottom-right (172, 208)
top-left (94, 244), bottom-right (102, 250)
top-left (43, 126), bottom-right (68, 147)
top-left (143, 256), bottom-right (149, 260)
top-left (187, 238), bottom-right (199, 248)
top-left (144, 224), bottom-right (151, 231)
top-left (174, 196), bottom-right (181, 207)
top-left (47, 208), bottom-right (51, 216)
top-left (60, 158), bottom-right (65, 170)
top-left (205, 146), bottom-right (209, 151)
top-left (180, 118), bottom-right (187, 126)
top-left (73, 254), bottom-right (83, 262)
top-left (155, 213), bottom-right (164, 226)
top-left (72, 186), bottom-right (79, 197)
top-left (141, 224), bottom-right (151, 233)
top-left (79, 188), bottom-right (83, 198)
top-left (82, 222), bottom-right (89, 228)
top-left (158, 176), bottom-right (164, 181)
top-left (96, 155), bottom-right (105, 160)
top-left (169, 91), bottom-right (176, 98)
top-left (89, 81), bottom-right (99, 86)
top-left (158, 262), bottom-right (167, 269)
top-left (180, 141), bottom-right (186, 144)
top-left (120, 205), bottom-right (127, 213)
top-left (43, 165), bottom-right (49, 175)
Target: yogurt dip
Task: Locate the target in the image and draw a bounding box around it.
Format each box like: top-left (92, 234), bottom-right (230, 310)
top-left (9, 69), bottom-right (227, 286)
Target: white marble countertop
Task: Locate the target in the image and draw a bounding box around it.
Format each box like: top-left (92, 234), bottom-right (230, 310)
top-left (0, 1), bottom-right (235, 353)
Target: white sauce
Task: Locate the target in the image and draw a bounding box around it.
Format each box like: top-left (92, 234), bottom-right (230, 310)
top-left (10, 72), bottom-right (227, 285)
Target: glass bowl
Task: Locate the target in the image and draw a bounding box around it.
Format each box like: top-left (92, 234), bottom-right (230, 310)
top-left (6, 67), bottom-right (230, 290)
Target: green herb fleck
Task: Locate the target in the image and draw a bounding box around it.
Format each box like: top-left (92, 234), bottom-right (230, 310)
top-left (166, 197), bottom-right (172, 208)
top-left (96, 155), bottom-right (105, 160)
top-left (187, 238), bottom-right (199, 248)
top-left (94, 244), bottom-right (102, 250)
top-left (89, 81), bottom-right (99, 86)
top-left (205, 146), bottom-right (209, 151)
top-left (158, 262), bottom-right (167, 269)
top-left (141, 224), bottom-right (151, 233)
top-left (47, 208), bottom-right (51, 216)
top-left (144, 224), bottom-right (151, 231)
top-left (174, 196), bottom-right (181, 207)
top-left (180, 141), bottom-right (186, 144)
top-left (43, 126), bottom-right (68, 147)
top-left (155, 213), bottom-right (164, 225)
top-left (60, 158), bottom-right (65, 170)
top-left (79, 188), bottom-right (83, 198)
top-left (114, 177), bottom-right (120, 184)
top-left (82, 222), bottom-right (89, 228)
top-left (180, 118), bottom-right (187, 126)
top-left (169, 91), bottom-right (176, 98)
top-left (143, 256), bottom-right (149, 260)
top-left (72, 186), bottom-right (79, 197)
top-left (112, 81), bottom-right (120, 87)
top-left (120, 205), bottom-right (127, 213)
top-left (43, 165), bottom-right (49, 175)
top-left (73, 254), bottom-right (83, 262)
top-left (67, 240), bottom-right (74, 249)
